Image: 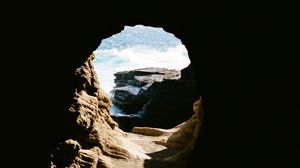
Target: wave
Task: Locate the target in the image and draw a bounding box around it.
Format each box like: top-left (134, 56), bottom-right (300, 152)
top-left (93, 44), bottom-right (190, 95)
top-left (97, 25), bottom-right (182, 50)
top-left (110, 104), bottom-right (144, 118)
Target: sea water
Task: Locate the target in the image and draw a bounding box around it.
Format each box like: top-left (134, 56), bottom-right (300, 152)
top-left (93, 25), bottom-right (190, 115)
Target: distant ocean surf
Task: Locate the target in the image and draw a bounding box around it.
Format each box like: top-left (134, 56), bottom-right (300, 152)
top-left (93, 25), bottom-right (190, 96)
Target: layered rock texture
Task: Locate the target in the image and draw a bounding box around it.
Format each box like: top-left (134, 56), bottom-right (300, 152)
top-left (111, 65), bottom-right (199, 130)
top-left (132, 97), bottom-right (203, 168)
top-left (50, 53), bottom-right (149, 168)
top-left (49, 53), bottom-right (202, 168)
top-left (112, 67), bottom-right (181, 114)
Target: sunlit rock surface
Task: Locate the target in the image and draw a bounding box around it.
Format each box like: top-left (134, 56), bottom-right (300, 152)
top-left (50, 53), bottom-right (150, 168)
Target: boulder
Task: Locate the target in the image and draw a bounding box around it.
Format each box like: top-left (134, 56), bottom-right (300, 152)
top-left (111, 67), bottom-right (181, 114)
top-left (111, 64), bottom-right (199, 130)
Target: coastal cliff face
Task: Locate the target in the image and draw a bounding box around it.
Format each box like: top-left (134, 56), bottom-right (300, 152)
top-left (111, 65), bottom-right (199, 130)
top-left (51, 53), bottom-right (149, 168)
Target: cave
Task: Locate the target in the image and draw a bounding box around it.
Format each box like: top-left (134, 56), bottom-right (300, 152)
top-left (6, 1), bottom-right (298, 168)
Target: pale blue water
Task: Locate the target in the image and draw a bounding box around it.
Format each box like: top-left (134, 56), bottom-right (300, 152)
top-left (97, 25), bottom-right (181, 50)
top-left (93, 24), bottom-right (190, 99)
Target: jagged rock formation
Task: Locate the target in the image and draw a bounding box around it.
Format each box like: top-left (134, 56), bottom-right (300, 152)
top-left (112, 67), bottom-right (181, 114)
top-left (50, 53), bottom-right (149, 168)
top-left (51, 139), bottom-right (112, 168)
top-left (161, 97), bottom-right (202, 166)
top-left (132, 97), bottom-right (203, 167)
top-left (111, 65), bottom-right (199, 130)
top-left (49, 54), bottom-right (202, 168)
top-left (132, 97), bottom-right (202, 149)
top-left (165, 97), bottom-right (202, 150)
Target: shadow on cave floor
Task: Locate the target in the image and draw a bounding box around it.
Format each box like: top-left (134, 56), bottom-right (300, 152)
top-left (143, 148), bottom-right (188, 168)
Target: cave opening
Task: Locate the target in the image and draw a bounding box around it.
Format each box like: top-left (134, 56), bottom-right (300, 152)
top-left (93, 24), bottom-right (199, 131)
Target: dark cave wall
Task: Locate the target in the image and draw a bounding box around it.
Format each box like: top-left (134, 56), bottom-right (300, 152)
top-left (8, 0), bottom-right (298, 167)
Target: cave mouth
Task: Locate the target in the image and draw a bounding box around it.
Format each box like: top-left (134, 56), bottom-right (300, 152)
top-left (93, 24), bottom-right (198, 131)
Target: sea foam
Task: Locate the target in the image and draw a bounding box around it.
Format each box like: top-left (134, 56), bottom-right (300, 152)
top-left (93, 25), bottom-right (190, 95)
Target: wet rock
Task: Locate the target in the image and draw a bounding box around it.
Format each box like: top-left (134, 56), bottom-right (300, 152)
top-left (111, 65), bottom-right (199, 129)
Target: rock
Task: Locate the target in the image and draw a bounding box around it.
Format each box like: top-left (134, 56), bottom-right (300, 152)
top-left (51, 139), bottom-right (112, 168)
top-left (114, 67), bottom-right (181, 87)
top-left (132, 127), bottom-right (171, 136)
top-left (165, 97), bottom-right (203, 149)
top-left (111, 65), bottom-right (199, 130)
top-left (111, 115), bottom-right (144, 132)
top-left (141, 79), bottom-right (199, 128)
top-left (111, 67), bottom-right (181, 114)
top-left (111, 85), bottom-right (147, 113)
top-left (51, 139), bottom-right (82, 167)
top-left (180, 63), bottom-right (196, 80)
top-left (162, 150), bottom-right (192, 168)
top-left (131, 97), bottom-right (203, 167)
top-left (51, 53), bottom-right (150, 167)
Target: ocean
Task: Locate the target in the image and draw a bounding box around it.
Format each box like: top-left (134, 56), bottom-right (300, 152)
top-left (93, 25), bottom-right (190, 101)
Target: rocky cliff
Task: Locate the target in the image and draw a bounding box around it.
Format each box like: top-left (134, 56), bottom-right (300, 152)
top-left (111, 65), bottom-right (199, 130)
top-left (112, 67), bottom-right (181, 114)
top-left (50, 53), bottom-right (149, 168)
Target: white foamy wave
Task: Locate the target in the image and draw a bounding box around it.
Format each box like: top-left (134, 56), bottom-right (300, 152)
top-left (97, 25), bottom-right (181, 50)
top-left (93, 44), bottom-right (190, 95)
top-left (110, 104), bottom-right (144, 118)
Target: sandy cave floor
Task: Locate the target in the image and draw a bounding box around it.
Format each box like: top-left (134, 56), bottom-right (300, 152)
top-left (105, 132), bottom-right (185, 168)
